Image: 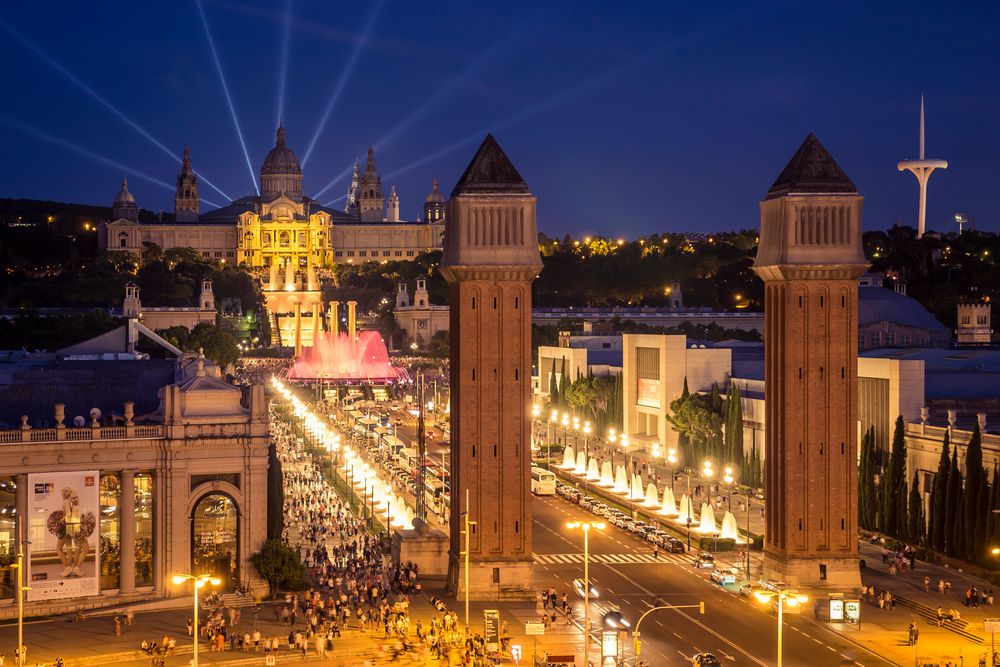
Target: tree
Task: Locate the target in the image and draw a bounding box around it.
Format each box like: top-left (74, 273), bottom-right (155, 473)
top-left (908, 472), bottom-right (923, 545)
top-left (897, 476), bottom-right (909, 541)
top-left (549, 358), bottom-right (559, 406)
top-left (989, 463), bottom-right (1000, 550)
top-left (882, 416), bottom-right (907, 537)
top-left (946, 449), bottom-right (963, 557)
top-left (930, 430), bottom-right (951, 551)
top-left (427, 330), bottom-right (449, 357)
top-left (251, 539), bottom-right (309, 596)
top-left (858, 428), bottom-right (876, 530)
top-left (976, 472), bottom-right (991, 563)
top-left (964, 423), bottom-right (985, 562)
top-left (725, 384), bottom-right (744, 466)
top-left (559, 358), bottom-right (569, 408)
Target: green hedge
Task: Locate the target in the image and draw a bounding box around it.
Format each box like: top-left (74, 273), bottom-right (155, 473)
top-left (699, 537), bottom-right (737, 552)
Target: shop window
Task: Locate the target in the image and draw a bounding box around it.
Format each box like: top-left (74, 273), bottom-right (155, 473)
top-left (99, 473), bottom-right (121, 590)
top-left (134, 473), bottom-right (154, 587)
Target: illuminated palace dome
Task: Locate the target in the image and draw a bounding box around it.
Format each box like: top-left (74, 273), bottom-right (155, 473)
top-left (260, 125), bottom-right (303, 200)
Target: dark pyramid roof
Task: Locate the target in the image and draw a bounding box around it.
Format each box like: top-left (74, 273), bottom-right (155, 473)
top-left (451, 134), bottom-right (529, 197)
top-left (765, 132), bottom-right (856, 199)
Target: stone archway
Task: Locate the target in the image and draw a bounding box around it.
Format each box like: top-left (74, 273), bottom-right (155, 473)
top-left (189, 491), bottom-right (240, 591)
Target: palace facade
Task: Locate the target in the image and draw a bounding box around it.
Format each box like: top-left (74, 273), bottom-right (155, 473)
top-left (99, 128), bottom-right (445, 269)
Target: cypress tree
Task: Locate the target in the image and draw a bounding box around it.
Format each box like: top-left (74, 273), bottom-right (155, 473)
top-left (681, 376), bottom-right (690, 400)
top-left (728, 384), bottom-right (744, 466)
top-left (946, 449), bottom-right (962, 557)
top-left (927, 485), bottom-right (936, 550)
top-left (931, 430), bottom-right (951, 551)
top-left (976, 473), bottom-right (991, 563)
top-left (908, 471), bottom-right (923, 545)
top-left (858, 428), bottom-right (871, 529)
top-left (897, 476), bottom-right (909, 540)
top-left (883, 416), bottom-right (907, 537)
top-left (965, 423), bottom-right (984, 562)
top-left (559, 358), bottom-right (569, 409)
top-left (548, 357), bottom-right (558, 405)
top-left (989, 463), bottom-right (1000, 549)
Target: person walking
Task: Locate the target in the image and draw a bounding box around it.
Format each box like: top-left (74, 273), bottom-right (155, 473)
top-left (114, 616), bottom-right (122, 637)
top-left (126, 607), bottom-right (134, 627)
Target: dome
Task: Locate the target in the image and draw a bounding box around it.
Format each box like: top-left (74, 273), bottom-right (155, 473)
top-left (424, 177), bottom-right (444, 203)
top-left (261, 126), bottom-right (301, 176)
top-left (114, 176), bottom-right (135, 205)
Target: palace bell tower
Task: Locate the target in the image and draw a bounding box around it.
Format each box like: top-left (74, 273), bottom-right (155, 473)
top-left (441, 134), bottom-right (541, 598)
top-left (754, 133), bottom-right (868, 590)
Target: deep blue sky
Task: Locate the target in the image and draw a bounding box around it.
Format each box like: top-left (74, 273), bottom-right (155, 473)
top-left (2, 2), bottom-right (998, 236)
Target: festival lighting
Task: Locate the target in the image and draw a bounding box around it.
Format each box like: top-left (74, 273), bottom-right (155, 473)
top-left (301, 0), bottom-right (385, 167)
top-left (0, 19), bottom-right (232, 203)
top-left (195, 0), bottom-right (259, 195)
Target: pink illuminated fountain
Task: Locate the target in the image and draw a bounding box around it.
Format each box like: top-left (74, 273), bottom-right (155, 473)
top-left (288, 331), bottom-right (400, 381)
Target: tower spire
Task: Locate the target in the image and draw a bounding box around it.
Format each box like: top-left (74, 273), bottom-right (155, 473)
top-left (919, 94), bottom-right (925, 160)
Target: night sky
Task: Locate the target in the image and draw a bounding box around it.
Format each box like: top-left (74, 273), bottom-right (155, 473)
top-left (2, 2), bottom-right (998, 236)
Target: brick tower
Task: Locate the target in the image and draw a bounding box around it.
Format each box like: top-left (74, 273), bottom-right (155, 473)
top-left (753, 133), bottom-right (868, 590)
top-left (440, 134), bottom-right (541, 598)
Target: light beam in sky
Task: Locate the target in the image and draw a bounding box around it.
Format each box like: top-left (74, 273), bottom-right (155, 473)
top-left (301, 0), bottom-right (385, 167)
top-left (275, 0), bottom-right (293, 127)
top-left (0, 115), bottom-right (222, 207)
top-left (195, 0), bottom-right (259, 195)
top-left (0, 18), bottom-right (232, 203)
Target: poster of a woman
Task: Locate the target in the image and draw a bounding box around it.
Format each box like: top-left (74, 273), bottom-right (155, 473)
top-left (28, 471), bottom-right (100, 601)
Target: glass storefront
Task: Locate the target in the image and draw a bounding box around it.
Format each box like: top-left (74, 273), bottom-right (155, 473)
top-left (135, 473), bottom-right (154, 588)
top-left (99, 473), bottom-right (120, 590)
top-left (192, 493), bottom-right (238, 591)
top-left (0, 477), bottom-right (16, 599)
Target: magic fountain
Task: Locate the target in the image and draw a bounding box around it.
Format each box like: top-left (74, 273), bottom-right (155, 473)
top-left (288, 330), bottom-right (400, 382)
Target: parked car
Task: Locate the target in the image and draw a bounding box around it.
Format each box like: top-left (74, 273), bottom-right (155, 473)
top-left (693, 553), bottom-right (716, 569)
top-left (612, 515), bottom-right (629, 529)
top-left (628, 521), bottom-right (648, 535)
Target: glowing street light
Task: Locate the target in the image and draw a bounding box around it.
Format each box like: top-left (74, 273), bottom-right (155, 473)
top-left (566, 520), bottom-right (605, 667)
top-left (172, 573), bottom-right (221, 667)
top-left (754, 589), bottom-right (808, 667)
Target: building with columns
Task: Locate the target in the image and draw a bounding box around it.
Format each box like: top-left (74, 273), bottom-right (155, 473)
top-left (393, 279), bottom-right (449, 347)
top-left (753, 133), bottom-right (868, 590)
top-left (441, 134), bottom-right (541, 598)
top-left (99, 127), bottom-right (444, 270)
top-left (0, 348), bottom-right (269, 616)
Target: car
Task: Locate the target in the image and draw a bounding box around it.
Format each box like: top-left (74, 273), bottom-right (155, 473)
top-left (623, 519), bottom-right (638, 532)
top-left (710, 567), bottom-right (739, 586)
top-left (738, 583), bottom-right (758, 598)
top-left (602, 607), bottom-right (631, 630)
top-left (693, 553), bottom-right (716, 569)
top-left (636, 524), bottom-right (657, 538)
top-left (645, 529), bottom-right (665, 544)
top-left (664, 536), bottom-right (686, 553)
top-left (692, 653), bottom-right (722, 667)
top-left (613, 515), bottom-right (630, 529)
top-left (630, 522), bottom-right (651, 535)
top-left (579, 497), bottom-right (594, 509)
top-left (573, 578), bottom-right (599, 599)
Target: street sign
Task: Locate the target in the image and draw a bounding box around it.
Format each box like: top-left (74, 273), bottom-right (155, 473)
top-left (985, 618), bottom-right (1000, 633)
top-left (484, 608), bottom-right (500, 646)
top-left (601, 630), bottom-right (618, 658)
top-left (525, 621), bottom-right (546, 636)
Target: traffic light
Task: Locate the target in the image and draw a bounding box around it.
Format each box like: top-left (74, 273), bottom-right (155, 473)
top-left (699, 601), bottom-right (705, 615)
top-left (633, 631), bottom-right (641, 656)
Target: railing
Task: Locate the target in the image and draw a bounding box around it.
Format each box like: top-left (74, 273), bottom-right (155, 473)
top-left (0, 425), bottom-right (165, 444)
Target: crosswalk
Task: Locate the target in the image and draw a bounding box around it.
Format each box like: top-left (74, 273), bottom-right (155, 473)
top-left (533, 552), bottom-right (689, 565)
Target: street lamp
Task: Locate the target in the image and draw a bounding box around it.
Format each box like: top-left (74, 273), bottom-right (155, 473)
top-left (11, 538), bottom-right (30, 667)
top-left (667, 448), bottom-right (677, 493)
top-left (172, 573), bottom-right (221, 667)
top-left (723, 466), bottom-right (735, 508)
top-left (702, 460), bottom-right (714, 500)
top-left (567, 521), bottom-right (605, 667)
top-left (607, 429), bottom-right (617, 469)
top-left (754, 589), bottom-right (808, 667)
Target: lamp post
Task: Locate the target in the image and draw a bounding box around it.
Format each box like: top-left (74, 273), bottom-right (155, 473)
top-left (667, 448), bottom-right (677, 493)
top-left (702, 460), bottom-right (714, 500)
top-left (754, 589), bottom-right (808, 667)
top-left (172, 573), bottom-right (221, 667)
top-left (723, 466), bottom-right (734, 509)
top-left (561, 413), bottom-right (570, 446)
top-left (549, 410), bottom-right (558, 451)
top-left (12, 537), bottom-right (29, 667)
top-left (567, 520), bottom-right (605, 667)
top-left (607, 429), bottom-right (617, 470)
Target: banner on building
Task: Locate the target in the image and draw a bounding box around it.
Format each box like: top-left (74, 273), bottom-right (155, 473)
top-left (27, 471), bottom-right (100, 601)
top-left (636, 378), bottom-right (660, 408)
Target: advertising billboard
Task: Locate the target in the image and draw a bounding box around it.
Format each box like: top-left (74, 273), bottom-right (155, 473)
top-left (27, 471), bottom-right (100, 601)
top-left (637, 378), bottom-right (660, 408)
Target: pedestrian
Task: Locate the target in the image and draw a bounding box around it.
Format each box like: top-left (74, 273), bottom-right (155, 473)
top-left (923, 576), bottom-right (930, 592)
top-left (653, 545), bottom-right (659, 559)
top-left (114, 616), bottom-right (122, 637)
top-left (126, 607), bottom-right (134, 627)
top-left (186, 618), bottom-right (193, 636)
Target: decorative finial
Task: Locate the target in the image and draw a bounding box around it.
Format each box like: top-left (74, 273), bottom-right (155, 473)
top-left (276, 125), bottom-right (286, 147)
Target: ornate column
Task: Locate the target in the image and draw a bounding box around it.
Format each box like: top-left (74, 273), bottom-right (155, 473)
top-left (119, 470), bottom-right (136, 594)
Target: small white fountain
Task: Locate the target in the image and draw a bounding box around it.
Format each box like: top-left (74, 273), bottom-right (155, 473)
top-left (677, 494), bottom-right (693, 524)
top-left (599, 461), bottom-right (614, 487)
top-left (697, 503), bottom-right (719, 535)
top-left (629, 474), bottom-right (645, 501)
top-left (613, 466), bottom-right (629, 493)
top-left (587, 458), bottom-right (601, 480)
top-left (720, 511), bottom-right (742, 542)
top-left (561, 446), bottom-right (576, 469)
top-left (659, 486), bottom-right (677, 516)
top-left (575, 451), bottom-right (587, 475)
top-left (643, 483), bottom-right (659, 507)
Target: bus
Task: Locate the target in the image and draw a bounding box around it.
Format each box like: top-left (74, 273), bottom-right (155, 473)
top-left (531, 467), bottom-right (557, 495)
